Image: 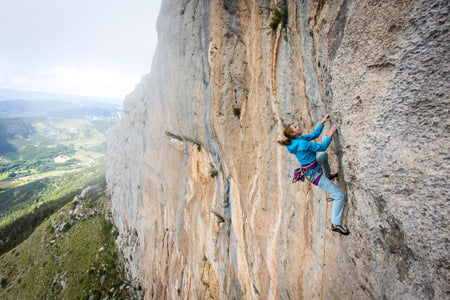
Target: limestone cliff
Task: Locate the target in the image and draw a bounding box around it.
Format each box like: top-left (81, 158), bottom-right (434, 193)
top-left (107, 0), bottom-right (449, 299)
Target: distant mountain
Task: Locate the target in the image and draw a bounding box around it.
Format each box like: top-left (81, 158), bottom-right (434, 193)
top-left (0, 88), bottom-right (123, 105)
top-left (0, 99), bottom-right (122, 121)
top-left (0, 118), bottom-right (36, 154)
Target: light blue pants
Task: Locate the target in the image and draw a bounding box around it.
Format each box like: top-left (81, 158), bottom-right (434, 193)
top-left (311, 152), bottom-right (346, 225)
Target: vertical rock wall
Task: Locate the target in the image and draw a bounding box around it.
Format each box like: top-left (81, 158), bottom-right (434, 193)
top-left (107, 0), bottom-right (449, 299)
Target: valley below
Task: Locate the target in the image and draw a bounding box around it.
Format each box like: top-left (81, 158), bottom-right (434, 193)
top-left (0, 95), bottom-right (136, 299)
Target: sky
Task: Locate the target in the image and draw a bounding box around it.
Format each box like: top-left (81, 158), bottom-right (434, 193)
top-left (0, 0), bottom-right (162, 100)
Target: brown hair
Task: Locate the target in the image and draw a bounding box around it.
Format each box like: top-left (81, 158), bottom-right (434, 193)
top-left (278, 124), bottom-right (297, 146)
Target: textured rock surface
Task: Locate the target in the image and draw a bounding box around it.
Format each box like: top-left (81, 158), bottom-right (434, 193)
top-left (107, 0), bottom-right (449, 299)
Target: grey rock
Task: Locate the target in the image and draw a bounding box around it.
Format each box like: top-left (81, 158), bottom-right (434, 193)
top-left (107, 0), bottom-right (449, 299)
top-left (100, 275), bottom-right (106, 285)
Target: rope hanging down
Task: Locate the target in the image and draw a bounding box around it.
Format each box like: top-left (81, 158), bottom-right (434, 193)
top-left (320, 195), bottom-right (329, 300)
top-left (301, 178), bottom-right (331, 300)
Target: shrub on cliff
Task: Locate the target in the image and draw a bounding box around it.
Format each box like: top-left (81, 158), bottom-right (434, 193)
top-left (264, 3), bottom-right (288, 32)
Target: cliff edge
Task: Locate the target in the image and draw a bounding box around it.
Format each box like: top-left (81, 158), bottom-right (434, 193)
top-left (107, 0), bottom-right (449, 299)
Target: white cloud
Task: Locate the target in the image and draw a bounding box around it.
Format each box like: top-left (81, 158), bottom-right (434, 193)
top-left (0, 66), bottom-right (141, 99)
top-left (0, 0), bottom-right (162, 99)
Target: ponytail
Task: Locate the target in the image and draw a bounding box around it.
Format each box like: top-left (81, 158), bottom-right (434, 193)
top-left (278, 138), bottom-right (292, 146)
top-left (277, 124), bottom-right (297, 146)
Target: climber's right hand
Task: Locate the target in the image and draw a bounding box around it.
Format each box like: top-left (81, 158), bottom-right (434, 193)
top-left (327, 125), bottom-right (337, 137)
top-left (320, 114), bottom-right (331, 125)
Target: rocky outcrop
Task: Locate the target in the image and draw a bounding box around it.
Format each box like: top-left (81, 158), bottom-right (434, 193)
top-left (107, 0), bottom-right (449, 299)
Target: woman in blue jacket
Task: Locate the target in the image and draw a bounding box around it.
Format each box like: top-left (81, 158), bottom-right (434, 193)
top-left (278, 115), bottom-right (349, 235)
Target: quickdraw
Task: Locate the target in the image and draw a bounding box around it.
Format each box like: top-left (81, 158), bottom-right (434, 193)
top-left (292, 167), bottom-right (305, 183)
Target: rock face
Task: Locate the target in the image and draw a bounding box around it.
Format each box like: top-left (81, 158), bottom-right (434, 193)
top-left (107, 0), bottom-right (449, 299)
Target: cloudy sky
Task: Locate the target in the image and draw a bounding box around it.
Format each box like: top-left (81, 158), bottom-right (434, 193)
top-left (0, 0), bottom-right (162, 100)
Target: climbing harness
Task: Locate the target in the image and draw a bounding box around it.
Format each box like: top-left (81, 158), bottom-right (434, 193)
top-left (292, 162), bottom-right (321, 184)
top-left (304, 162), bottom-right (322, 185)
top-left (292, 168), bottom-right (305, 182)
top-left (292, 163), bottom-right (333, 202)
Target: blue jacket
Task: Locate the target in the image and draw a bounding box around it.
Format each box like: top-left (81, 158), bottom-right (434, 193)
top-left (286, 124), bottom-right (332, 165)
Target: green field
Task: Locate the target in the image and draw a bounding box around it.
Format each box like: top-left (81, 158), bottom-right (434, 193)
top-left (0, 102), bottom-right (131, 299)
top-left (0, 167), bottom-right (106, 229)
top-left (0, 117), bottom-right (111, 186)
top-left (0, 116), bottom-right (116, 252)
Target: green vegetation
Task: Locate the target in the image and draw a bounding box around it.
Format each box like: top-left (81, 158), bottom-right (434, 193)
top-left (0, 114), bottom-right (132, 299)
top-left (0, 181), bottom-right (24, 189)
top-left (0, 118), bottom-right (35, 154)
top-left (209, 163), bottom-right (218, 178)
top-left (0, 143), bottom-right (77, 177)
top-left (0, 117), bottom-right (111, 184)
top-left (82, 141), bottom-right (107, 153)
top-left (264, 3), bottom-right (288, 32)
top-left (0, 104), bottom-right (129, 299)
top-left (233, 107), bottom-right (241, 118)
top-left (0, 188), bottom-right (137, 299)
top-left (0, 192), bottom-right (76, 255)
top-left (0, 167), bottom-right (106, 228)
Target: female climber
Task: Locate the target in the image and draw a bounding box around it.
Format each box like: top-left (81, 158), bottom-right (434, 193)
top-left (278, 115), bottom-right (349, 235)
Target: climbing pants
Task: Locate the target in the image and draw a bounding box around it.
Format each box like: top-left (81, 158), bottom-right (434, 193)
top-left (313, 152), bottom-right (346, 226)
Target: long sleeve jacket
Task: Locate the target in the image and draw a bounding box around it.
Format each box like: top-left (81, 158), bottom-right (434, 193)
top-left (286, 124), bottom-right (332, 166)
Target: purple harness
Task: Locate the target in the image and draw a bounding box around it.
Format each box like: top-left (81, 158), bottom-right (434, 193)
top-left (293, 162), bottom-right (322, 186)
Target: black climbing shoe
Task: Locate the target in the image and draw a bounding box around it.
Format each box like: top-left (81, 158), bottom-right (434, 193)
top-left (327, 173), bottom-right (338, 180)
top-left (331, 224), bottom-right (350, 235)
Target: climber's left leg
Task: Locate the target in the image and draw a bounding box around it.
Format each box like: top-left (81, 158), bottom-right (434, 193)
top-left (316, 152), bottom-right (331, 177)
top-left (317, 175), bottom-right (345, 226)
top-left (316, 152), bottom-right (338, 180)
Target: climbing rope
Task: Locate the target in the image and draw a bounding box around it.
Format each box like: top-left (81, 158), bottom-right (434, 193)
top-left (299, 171), bottom-right (331, 300)
top-left (320, 194), bottom-right (329, 300)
